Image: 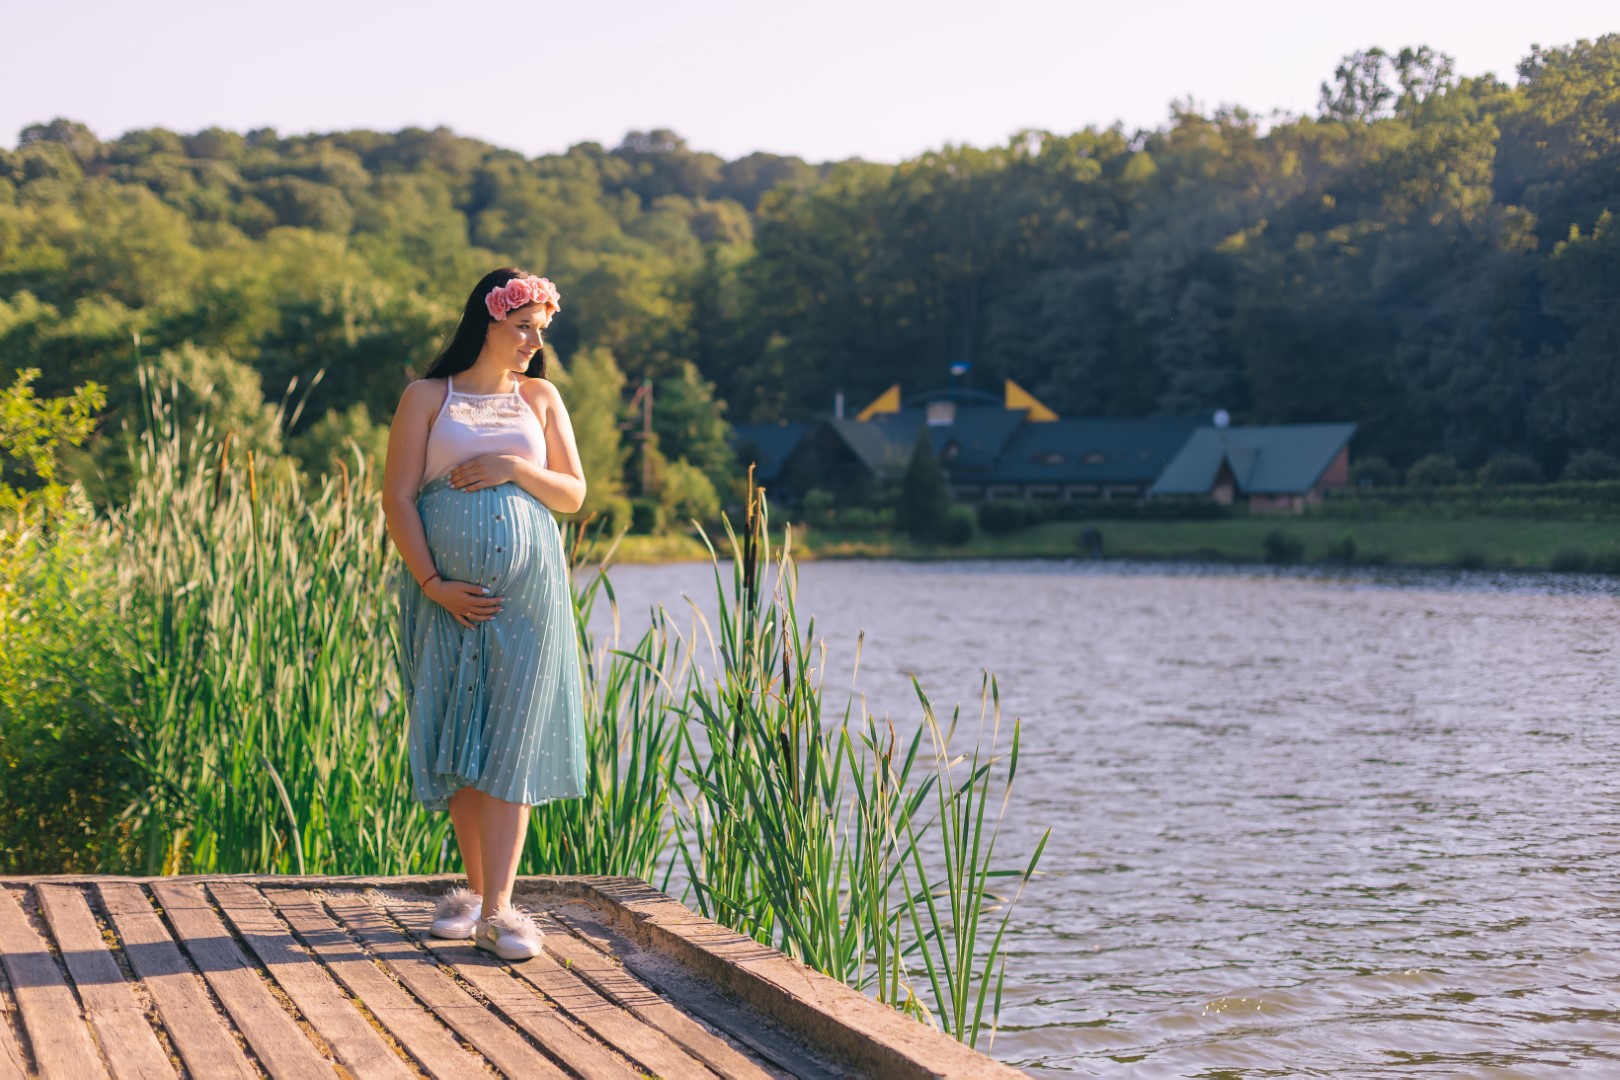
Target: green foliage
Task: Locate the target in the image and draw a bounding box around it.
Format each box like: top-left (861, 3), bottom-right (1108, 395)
top-left (798, 487), bottom-right (835, 527)
top-left (650, 359), bottom-right (734, 486)
top-left (0, 366), bottom-right (105, 524)
top-left (677, 488), bottom-right (1046, 1046)
top-left (629, 498), bottom-right (664, 535)
top-left (978, 499), bottom-right (1038, 534)
top-left (547, 345), bottom-right (630, 515)
top-left (1563, 449), bottom-right (1620, 482)
top-left (1476, 452), bottom-right (1542, 486)
top-left (898, 429), bottom-right (950, 540)
top-left (1407, 453), bottom-right (1463, 487)
top-left (1262, 528), bottom-right (1306, 563)
top-left (940, 504), bottom-right (977, 546)
top-left (658, 457), bottom-right (720, 527)
top-left (287, 400), bottom-right (390, 491)
top-left (0, 487), bottom-right (132, 871)
top-left (0, 376), bottom-right (1049, 1047)
top-left (7, 33), bottom-right (1620, 512)
top-left (1350, 455), bottom-right (1397, 487)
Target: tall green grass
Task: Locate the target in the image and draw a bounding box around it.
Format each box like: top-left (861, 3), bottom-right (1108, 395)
top-left (673, 479), bottom-right (1047, 1047)
top-left (4, 365), bottom-right (1045, 1047)
top-left (110, 363), bottom-right (449, 875)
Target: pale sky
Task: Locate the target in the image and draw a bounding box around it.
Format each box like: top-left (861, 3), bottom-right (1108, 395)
top-left (4, 0), bottom-right (1614, 164)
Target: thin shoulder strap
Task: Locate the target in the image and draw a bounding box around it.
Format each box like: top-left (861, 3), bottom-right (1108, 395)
top-left (446, 374), bottom-right (455, 394)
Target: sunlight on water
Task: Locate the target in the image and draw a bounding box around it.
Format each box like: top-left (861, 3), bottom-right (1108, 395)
top-left (587, 558), bottom-right (1620, 1075)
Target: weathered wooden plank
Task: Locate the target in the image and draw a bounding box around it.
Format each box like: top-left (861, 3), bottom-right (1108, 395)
top-left (322, 891), bottom-right (566, 1078)
top-left (378, 895), bottom-right (650, 1080)
top-left (35, 885), bottom-right (174, 1080)
top-left (574, 876), bottom-right (1024, 1080)
top-left (541, 912), bottom-right (799, 1080)
top-left (146, 880), bottom-right (335, 1080)
top-left (207, 882), bottom-right (413, 1080)
top-left (0, 1011), bottom-right (24, 1080)
top-left (95, 882), bottom-right (259, 1080)
top-left (267, 889), bottom-right (491, 1079)
top-left (0, 888), bottom-right (109, 1079)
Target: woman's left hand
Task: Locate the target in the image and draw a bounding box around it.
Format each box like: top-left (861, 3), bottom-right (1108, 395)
top-left (448, 454), bottom-right (522, 492)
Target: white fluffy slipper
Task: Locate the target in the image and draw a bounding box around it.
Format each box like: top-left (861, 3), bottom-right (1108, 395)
top-left (429, 886), bottom-right (482, 939)
top-left (473, 906), bottom-right (544, 961)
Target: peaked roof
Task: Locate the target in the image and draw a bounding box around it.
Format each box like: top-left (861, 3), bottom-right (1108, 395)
top-left (826, 405), bottom-right (1028, 476)
top-left (731, 421), bottom-right (813, 482)
top-left (987, 417), bottom-right (1202, 485)
top-left (1149, 423), bottom-right (1357, 496)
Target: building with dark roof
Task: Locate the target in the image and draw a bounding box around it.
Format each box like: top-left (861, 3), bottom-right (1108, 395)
top-left (731, 382), bottom-right (1356, 512)
top-left (1149, 423), bottom-right (1357, 511)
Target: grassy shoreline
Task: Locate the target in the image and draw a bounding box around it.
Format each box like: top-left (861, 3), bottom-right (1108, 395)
top-left (604, 517), bottom-right (1620, 572)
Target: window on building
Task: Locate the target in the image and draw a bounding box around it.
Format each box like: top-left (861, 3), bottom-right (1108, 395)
top-left (925, 401), bottom-right (956, 426)
top-left (1030, 451), bottom-right (1065, 465)
top-left (1081, 451), bottom-right (1107, 464)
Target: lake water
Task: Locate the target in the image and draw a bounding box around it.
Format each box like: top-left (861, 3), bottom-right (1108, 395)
top-left (586, 558), bottom-right (1620, 1076)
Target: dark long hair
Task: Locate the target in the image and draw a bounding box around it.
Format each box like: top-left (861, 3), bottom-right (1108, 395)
top-left (422, 266), bottom-right (550, 380)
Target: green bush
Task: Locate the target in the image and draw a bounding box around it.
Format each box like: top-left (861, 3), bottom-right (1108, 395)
top-left (1452, 548), bottom-right (1487, 569)
top-left (1407, 453), bottom-right (1463, 487)
top-left (1325, 533), bottom-right (1358, 562)
top-left (1350, 455), bottom-right (1396, 487)
top-left (659, 457), bottom-right (721, 527)
top-left (839, 506), bottom-right (887, 531)
top-left (1262, 528), bottom-right (1305, 563)
top-left (629, 498), bottom-right (664, 535)
top-left (978, 499), bottom-right (1039, 534)
top-left (940, 505), bottom-right (976, 546)
top-left (1477, 452), bottom-right (1542, 486)
top-left (1563, 450), bottom-right (1620, 482)
top-left (898, 429), bottom-right (950, 540)
top-left (800, 487), bottom-right (835, 527)
top-left (583, 496), bottom-right (632, 538)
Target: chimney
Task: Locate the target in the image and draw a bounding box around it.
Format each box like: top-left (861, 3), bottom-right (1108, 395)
top-left (834, 391), bottom-right (845, 420)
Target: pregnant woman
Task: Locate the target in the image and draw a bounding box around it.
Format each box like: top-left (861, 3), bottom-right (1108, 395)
top-left (382, 267), bottom-right (588, 961)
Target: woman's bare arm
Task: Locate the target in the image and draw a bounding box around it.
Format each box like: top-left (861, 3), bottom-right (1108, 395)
top-left (381, 379), bottom-right (445, 587)
top-left (508, 377), bottom-right (587, 514)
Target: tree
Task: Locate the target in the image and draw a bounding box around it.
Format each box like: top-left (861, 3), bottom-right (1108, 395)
top-left (1320, 48), bottom-right (1397, 122)
top-left (547, 345), bottom-right (630, 516)
top-left (898, 428), bottom-right (950, 540)
top-left (651, 360), bottom-right (735, 488)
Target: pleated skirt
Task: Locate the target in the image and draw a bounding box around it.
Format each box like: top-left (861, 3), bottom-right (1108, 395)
top-left (394, 473), bottom-right (587, 812)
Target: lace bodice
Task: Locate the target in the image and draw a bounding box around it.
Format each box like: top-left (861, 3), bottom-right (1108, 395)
top-left (445, 391), bottom-right (533, 429)
top-left (420, 375), bottom-right (547, 488)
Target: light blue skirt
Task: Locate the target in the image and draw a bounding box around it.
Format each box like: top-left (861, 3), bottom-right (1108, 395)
top-left (394, 473), bottom-right (587, 812)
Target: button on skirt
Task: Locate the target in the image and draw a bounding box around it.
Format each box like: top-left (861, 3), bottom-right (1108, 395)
top-left (394, 473), bottom-right (587, 811)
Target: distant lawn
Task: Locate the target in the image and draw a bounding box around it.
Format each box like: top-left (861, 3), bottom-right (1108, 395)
top-left (783, 517), bottom-right (1620, 570)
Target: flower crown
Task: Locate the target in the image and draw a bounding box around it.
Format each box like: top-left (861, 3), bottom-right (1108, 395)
top-left (485, 274), bottom-right (562, 324)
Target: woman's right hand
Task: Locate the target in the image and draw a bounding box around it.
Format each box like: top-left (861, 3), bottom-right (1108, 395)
top-left (425, 578), bottom-right (503, 629)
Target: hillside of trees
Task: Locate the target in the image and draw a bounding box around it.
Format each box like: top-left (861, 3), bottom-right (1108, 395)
top-left (3, 35), bottom-right (1619, 511)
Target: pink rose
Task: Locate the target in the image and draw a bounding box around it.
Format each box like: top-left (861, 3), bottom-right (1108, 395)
top-left (485, 275), bottom-right (561, 322)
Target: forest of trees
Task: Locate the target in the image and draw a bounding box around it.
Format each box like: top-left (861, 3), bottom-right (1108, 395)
top-left (3, 34), bottom-right (1619, 513)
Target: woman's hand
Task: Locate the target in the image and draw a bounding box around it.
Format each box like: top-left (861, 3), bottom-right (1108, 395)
top-left (425, 577), bottom-right (503, 630)
top-left (447, 454), bottom-right (520, 492)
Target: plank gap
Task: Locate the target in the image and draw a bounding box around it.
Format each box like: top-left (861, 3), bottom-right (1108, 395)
top-left (364, 890), bottom-right (647, 1080)
top-left (208, 887), bottom-right (424, 1080)
top-left (82, 886), bottom-right (185, 1073)
top-left (192, 879), bottom-right (346, 1074)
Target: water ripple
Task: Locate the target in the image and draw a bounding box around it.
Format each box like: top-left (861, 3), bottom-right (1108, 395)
top-left (591, 558), bottom-right (1620, 1074)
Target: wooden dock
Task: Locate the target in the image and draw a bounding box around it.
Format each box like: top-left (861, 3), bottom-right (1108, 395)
top-left (0, 874), bottom-right (1020, 1079)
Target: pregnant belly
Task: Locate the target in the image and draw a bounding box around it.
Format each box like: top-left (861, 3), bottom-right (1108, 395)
top-left (416, 480), bottom-right (555, 593)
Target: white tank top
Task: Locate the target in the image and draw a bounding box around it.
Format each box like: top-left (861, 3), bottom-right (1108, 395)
top-left (420, 374), bottom-right (548, 489)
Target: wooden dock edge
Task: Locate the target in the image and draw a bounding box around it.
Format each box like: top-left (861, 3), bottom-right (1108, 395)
top-left (4, 872), bottom-right (1026, 1079)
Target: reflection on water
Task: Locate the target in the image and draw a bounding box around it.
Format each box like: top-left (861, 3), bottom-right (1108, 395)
top-left (586, 558), bottom-right (1620, 1075)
